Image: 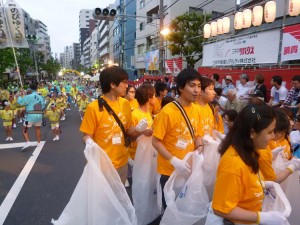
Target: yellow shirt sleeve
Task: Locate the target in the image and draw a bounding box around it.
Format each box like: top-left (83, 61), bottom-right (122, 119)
top-left (212, 146), bottom-right (264, 221)
top-left (258, 147), bottom-right (276, 181)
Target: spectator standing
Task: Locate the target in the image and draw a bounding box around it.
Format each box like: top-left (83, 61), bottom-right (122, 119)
top-left (253, 74), bottom-right (267, 101)
top-left (212, 73), bottom-right (222, 89)
top-left (221, 75), bottom-right (235, 97)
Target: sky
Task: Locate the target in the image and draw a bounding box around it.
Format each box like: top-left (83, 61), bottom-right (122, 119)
top-left (12, 0), bottom-right (114, 54)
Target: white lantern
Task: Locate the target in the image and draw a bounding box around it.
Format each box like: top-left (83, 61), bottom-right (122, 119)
top-left (243, 9), bottom-right (252, 28)
top-left (203, 24), bottom-right (211, 38)
top-left (252, 6), bottom-right (263, 26)
top-left (289, 0), bottom-right (300, 16)
top-left (217, 19), bottom-right (223, 34)
top-left (211, 21), bottom-right (218, 37)
top-left (234, 12), bottom-right (243, 30)
top-left (264, 1), bottom-right (276, 23)
top-left (223, 17), bottom-right (230, 33)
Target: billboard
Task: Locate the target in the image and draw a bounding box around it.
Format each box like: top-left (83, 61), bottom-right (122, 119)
top-left (202, 29), bottom-right (280, 66)
top-left (281, 24), bottom-right (300, 62)
top-left (145, 50), bottom-right (159, 70)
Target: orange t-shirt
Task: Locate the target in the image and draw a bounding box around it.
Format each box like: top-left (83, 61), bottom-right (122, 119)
top-left (268, 137), bottom-right (291, 160)
top-left (212, 146), bottom-right (264, 224)
top-left (153, 102), bottom-right (203, 176)
top-left (80, 96), bottom-right (132, 169)
top-left (258, 146), bottom-right (276, 181)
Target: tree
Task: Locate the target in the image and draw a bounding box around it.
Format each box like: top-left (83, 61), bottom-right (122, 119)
top-left (16, 48), bottom-right (34, 78)
top-left (166, 12), bottom-right (210, 68)
top-left (40, 57), bottom-right (61, 80)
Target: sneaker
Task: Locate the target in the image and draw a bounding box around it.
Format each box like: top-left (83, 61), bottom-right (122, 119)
top-left (9, 137), bottom-right (13, 141)
top-left (21, 142), bottom-right (31, 151)
top-left (125, 179), bottom-right (130, 188)
top-left (13, 124), bottom-right (16, 128)
top-left (5, 137), bottom-right (9, 141)
top-left (56, 136), bottom-right (59, 141)
top-left (18, 119), bottom-right (23, 123)
top-left (53, 136), bottom-right (58, 141)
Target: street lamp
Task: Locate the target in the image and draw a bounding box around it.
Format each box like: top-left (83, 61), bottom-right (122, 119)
top-left (160, 28), bottom-right (170, 75)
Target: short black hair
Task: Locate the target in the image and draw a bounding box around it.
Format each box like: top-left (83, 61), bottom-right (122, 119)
top-left (272, 75), bottom-right (282, 85)
top-left (292, 75), bottom-right (300, 82)
top-left (213, 73), bottom-right (219, 81)
top-left (29, 83), bottom-right (37, 90)
top-left (155, 82), bottom-right (168, 97)
top-left (176, 68), bottom-right (201, 95)
top-left (100, 66), bottom-right (128, 93)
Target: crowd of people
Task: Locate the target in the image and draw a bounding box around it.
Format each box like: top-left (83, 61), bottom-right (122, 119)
top-left (78, 66), bottom-right (300, 224)
top-left (0, 79), bottom-right (94, 149)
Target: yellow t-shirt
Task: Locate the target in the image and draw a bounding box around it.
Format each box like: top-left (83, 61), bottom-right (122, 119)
top-left (70, 87), bottom-right (77, 97)
top-left (149, 96), bottom-right (161, 116)
top-left (129, 98), bottom-right (139, 111)
top-left (215, 113), bottom-right (224, 134)
top-left (56, 98), bottom-right (65, 109)
top-left (195, 103), bottom-right (215, 136)
top-left (130, 108), bottom-right (154, 159)
top-left (45, 110), bottom-right (60, 123)
top-left (268, 138), bottom-right (291, 160)
top-left (80, 96), bottom-right (132, 169)
top-left (153, 102), bottom-right (203, 176)
top-left (258, 146), bottom-right (276, 181)
top-left (79, 99), bottom-right (89, 112)
top-left (0, 109), bottom-right (14, 121)
top-left (212, 146), bottom-right (264, 223)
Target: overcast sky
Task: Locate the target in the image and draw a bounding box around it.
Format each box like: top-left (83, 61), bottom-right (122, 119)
top-left (14, 0), bottom-right (114, 54)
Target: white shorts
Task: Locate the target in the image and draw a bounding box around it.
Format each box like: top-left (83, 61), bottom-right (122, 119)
top-left (24, 121), bottom-right (42, 127)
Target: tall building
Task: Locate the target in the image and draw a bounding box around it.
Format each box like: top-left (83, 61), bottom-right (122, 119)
top-left (72, 43), bottom-right (81, 70)
top-left (34, 20), bottom-right (51, 63)
top-left (62, 46), bottom-right (74, 69)
top-left (79, 10), bottom-right (94, 57)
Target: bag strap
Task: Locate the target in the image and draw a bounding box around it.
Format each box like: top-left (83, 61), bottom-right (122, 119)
top-left (172, 101), bottom-right (195, 141)
top-left (98, 97), bottom-right (127, 138)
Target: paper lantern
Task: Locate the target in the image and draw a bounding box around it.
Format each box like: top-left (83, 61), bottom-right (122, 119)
top-left (211, 21), bottom-right (217, 37)
top-left (264, 1), bottom-right (276, 23)
top-left (234, 12), bottom-right (243, 30)
top-left (217, 19), bottom-right (223, 34)
top-left (289, 0), bottom-right (300, 16)
top-left (203, 24), bottom-right (211, 38)
top-left (252, 6), bottom-right (263, 26)
top-left (243, 9), bottom-right (252, 28)
top-left (223, 17), bottom-right (230, 33)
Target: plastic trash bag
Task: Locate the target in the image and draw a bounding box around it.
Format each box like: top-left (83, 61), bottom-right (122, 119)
top-left (51, 142), bottom-right (137, 225)
top-left (202, 134), bottom-right (221, 200)
top-left (132, 136), bottom-right (162, 225)
top-left (205, 182), bottom-right (291, 225)
top-left (161, 152), bottom-right (209, 225)
top-left (284, 172), bottom-right (300, 225)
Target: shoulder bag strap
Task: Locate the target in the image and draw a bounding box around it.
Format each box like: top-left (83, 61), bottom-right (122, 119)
top-left (98, 97), bottom-right (127, 137)
top-left (172, 101), bottom-right (195, 141)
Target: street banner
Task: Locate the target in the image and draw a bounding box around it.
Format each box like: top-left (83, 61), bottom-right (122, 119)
top-left (0, 0), bottom-right (28, 49)
top-left (145, 50), bottom-right (159, 70)
top-left (202, 29), bottom-right (280, 66)
top-left (281, 24), bottom-right (300, 62)
top-left (173, 57), bottom-right (182, 75)
top-left (165, 59), bottom-right (173, 73)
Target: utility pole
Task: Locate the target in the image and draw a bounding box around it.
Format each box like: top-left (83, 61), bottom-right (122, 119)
top-left (120, 0), bottom-right (125, 68)
top-left (159, 0), bottom-right (164, 74)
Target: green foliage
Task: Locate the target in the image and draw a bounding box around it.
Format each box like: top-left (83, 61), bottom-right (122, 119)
top-left (40, 57), bottom-right (61, 80)
top-left (16, 48), bottom-right (34, 76)
top-left (0, 48), bottom-right (15, 75)
top-left (166, 12), bottom-right (211, 68)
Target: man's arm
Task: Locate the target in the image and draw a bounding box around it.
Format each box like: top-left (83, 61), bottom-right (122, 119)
top-left (152, 136), bottom-right (172, 160)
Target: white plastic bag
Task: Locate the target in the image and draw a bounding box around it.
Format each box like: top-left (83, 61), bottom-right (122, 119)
top-left (51, 143), bottom-right (137, 225)
top-left (132, 136), bottom-right (162, 225)
top-left (160, 152), bottom-right (209, 225)
top-left (202, 134), bottom-right (221, 200)
top-left (284, 172), bottom-right (300, 225)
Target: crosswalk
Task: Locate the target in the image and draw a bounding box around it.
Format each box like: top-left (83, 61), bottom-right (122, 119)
top-left (0, 141), bottom-right (45, 225)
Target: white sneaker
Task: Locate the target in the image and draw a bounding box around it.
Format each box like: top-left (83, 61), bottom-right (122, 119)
top-left (13, 124), bottom-right (16, 128)
top-left (125, 179), bottom-right (130, 188)
top-left (56, 136), bottom-right (59, 141)
top-left (5, 137), bottom-right (9, 141)
top-left (9, 137), bottom-right (13, 141)
top-left (53, 136), bottom-right (58, 141)
top-left (18, 119), bottom-right (23, 123)
top-left (21, 142), bottom-right (31, 151)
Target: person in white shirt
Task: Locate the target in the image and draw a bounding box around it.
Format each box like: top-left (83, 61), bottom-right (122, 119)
top-left (236, 73), bottom-right (254, 109)
top-left (268, 75), bottom-right (288, 108)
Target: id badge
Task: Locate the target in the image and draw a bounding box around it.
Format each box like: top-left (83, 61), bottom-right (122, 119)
top-left (176, 137), bottom-right (188, 150)
top-left (112, 134), bottom-right (122, 145)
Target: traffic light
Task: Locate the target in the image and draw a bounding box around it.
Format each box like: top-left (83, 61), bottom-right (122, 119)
top-left (26, 35), bottom-right (38, 41)
top-left (93, 8), bottom-right (117, 21)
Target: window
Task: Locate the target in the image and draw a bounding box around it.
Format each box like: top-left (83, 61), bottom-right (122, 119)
top-left (137, 44), bottom-right (145, 54)
top-left (140, 0), bottom-right (145, 9)
top-left (139, 22), bottom-right (144, 31)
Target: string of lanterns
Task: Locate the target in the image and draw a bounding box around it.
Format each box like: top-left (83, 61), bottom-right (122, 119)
top-left (204, 0), bottom-right (300, 39)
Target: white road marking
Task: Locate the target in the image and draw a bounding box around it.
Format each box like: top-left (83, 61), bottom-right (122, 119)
top-left (0, 141), bottom-right (46, 225)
